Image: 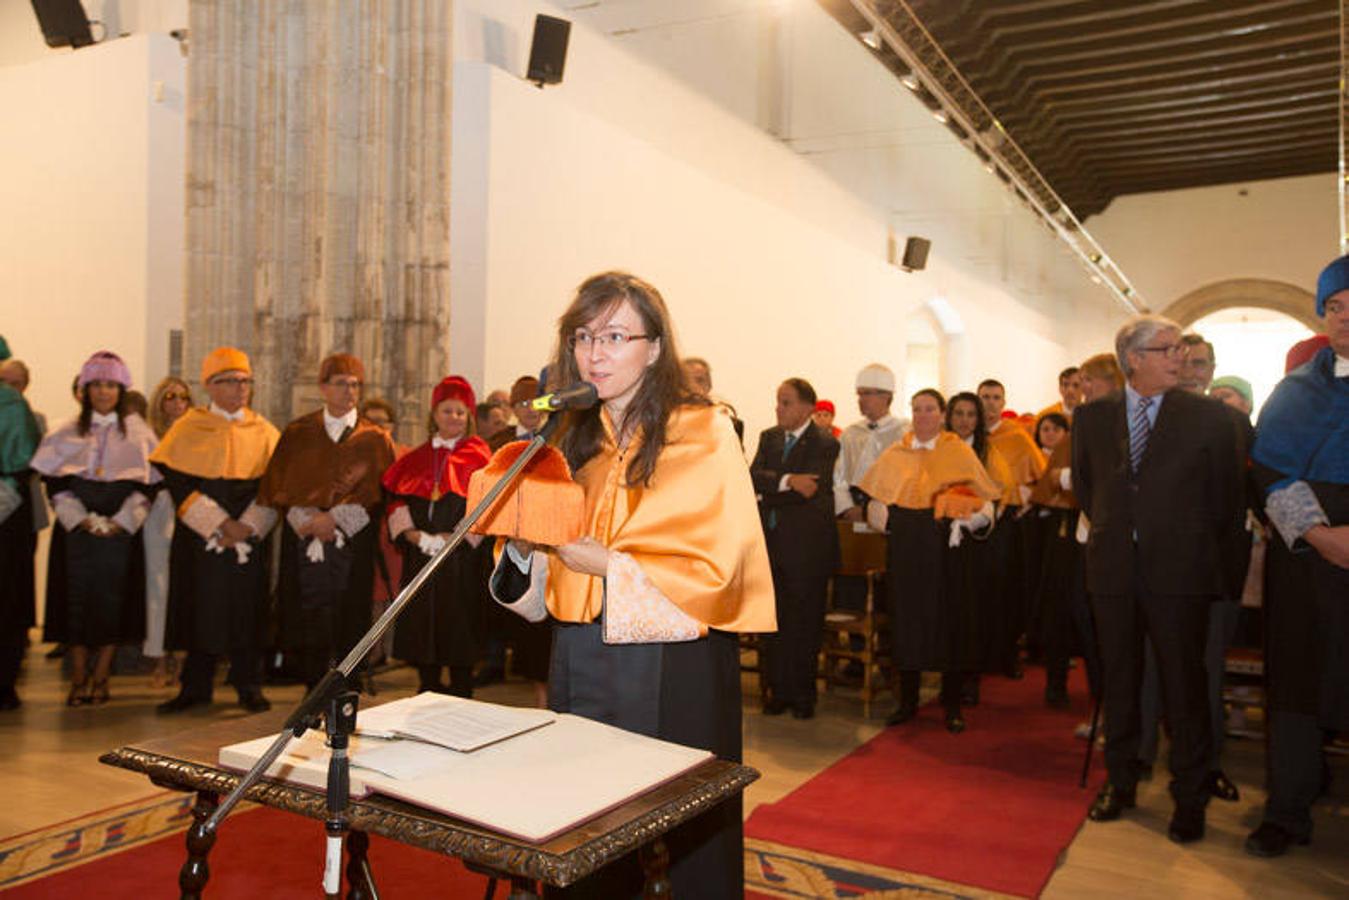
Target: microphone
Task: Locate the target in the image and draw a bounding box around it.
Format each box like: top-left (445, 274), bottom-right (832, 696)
top-left (530, 382), bottom-right (600, 412)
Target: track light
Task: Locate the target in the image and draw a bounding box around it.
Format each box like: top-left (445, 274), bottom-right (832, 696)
top-left (860, 29), bottom-right (882, 50)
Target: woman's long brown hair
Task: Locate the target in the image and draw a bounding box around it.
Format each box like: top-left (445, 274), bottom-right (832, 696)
top-left (548, 271), bottom-right (707, 487)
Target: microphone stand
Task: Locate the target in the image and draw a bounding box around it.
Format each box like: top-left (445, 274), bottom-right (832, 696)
top-left (192, 412), bottom-right (568, 895)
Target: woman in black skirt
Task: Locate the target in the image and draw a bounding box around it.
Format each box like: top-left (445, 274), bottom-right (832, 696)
top-left (31, 352), bottom-right (159, 705)
top-left (861, 389), bottom-right (1002, 733)
top-left (381, 376), bottom-right (492, 697)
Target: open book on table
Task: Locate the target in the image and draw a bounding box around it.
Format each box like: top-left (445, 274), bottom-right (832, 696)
top-left (218, 692), bottom-right (713, 843)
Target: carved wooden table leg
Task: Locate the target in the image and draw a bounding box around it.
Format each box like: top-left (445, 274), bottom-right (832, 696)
top-left (345, 829), bottom-right (376, 900)
top-left (179, 790), bottom-right (219, 900)
top-left (506, 875), bottom-right (540, 899)
top-left (640, 837), bottom-right (672, 899)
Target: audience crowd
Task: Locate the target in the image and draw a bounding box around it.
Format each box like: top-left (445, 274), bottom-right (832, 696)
top-left (0, 252), bottom-right (1345, 862)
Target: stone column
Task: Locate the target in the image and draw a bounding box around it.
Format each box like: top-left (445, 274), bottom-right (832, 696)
top-left (184, 0), bottom-right (451, 435)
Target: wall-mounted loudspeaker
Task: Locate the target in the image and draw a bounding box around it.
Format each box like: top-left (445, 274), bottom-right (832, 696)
top-left (900, 236), bottom-right (931, 272)
top-left (527, 15), bottom-right (571, 87)
top-left (30, 0), bottom-right (95, 49)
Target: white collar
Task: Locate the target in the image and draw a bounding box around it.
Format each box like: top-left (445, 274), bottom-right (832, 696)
top-left (986, 419), bottom-right (1003, 434)
top-left (90, 411), bottom-right (118, 428)
top-left (323, 407), bottom-right (358, 441)
top-left (1336, 354), bottom-right (1349, 377)
top-left (786, 420), bottom-right (810, 441)
top-left (432, 435), bottom-right (459, 450)
top-left (210, 403), bottom-right (245, 423)
top-left (960, 433), bottom-right (974, 446)
top-left (911, 433), bottom-right (938, 451)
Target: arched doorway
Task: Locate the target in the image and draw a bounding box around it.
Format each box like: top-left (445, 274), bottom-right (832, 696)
top-left (1161, 278), bottom-right (1321, 333)
top-left (1188, 306), bottom-right (1314, 415)
top-left (903, 296), bottom-right (967, 400)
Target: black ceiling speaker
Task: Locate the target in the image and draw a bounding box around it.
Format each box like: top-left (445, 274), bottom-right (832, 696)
top-left (30, 0), bottom-right (95, 49)
top-left (527, 15), bottom-right (571, 87)
top-left (901, 236), bottom-right (931, 272)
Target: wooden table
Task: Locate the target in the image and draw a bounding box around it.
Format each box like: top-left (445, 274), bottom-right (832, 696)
top-left (100, 709), bottom-right (758, 898)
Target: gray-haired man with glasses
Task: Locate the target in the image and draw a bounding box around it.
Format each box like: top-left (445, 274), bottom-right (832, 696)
top-left (1072, 315), bottom-right (1243, 845)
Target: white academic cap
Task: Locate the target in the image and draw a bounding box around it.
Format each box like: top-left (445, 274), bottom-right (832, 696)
top-left (855, 363), bottom-right (895, 393)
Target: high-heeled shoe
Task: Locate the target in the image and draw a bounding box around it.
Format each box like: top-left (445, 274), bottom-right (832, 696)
top-left (89, 679), bottom-right (111, 705)
top-left (66, 679), bottom-right (90, 707)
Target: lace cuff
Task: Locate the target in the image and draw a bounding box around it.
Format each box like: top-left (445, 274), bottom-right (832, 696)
top-left (286, 505), bottom-right (317, 535)
top-left (178, 491), bottom-right (229, 540)
top-left (602, 551), bottom-right (703, 645)
top-left (111, 492), bottom-right (150, 534)
top-left (53, 491), bottom-right (90, 532)
top-left (240, 502), bottom-right (277, 538)
top-left (1266, 481), bottom-right (1330, 548)
top-left (387, 504), bottom-right (414, 540)
top-left (330, 503), bottom-right (370, 538)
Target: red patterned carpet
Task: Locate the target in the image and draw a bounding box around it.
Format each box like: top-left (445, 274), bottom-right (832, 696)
top-left (745, 668), bottom-right (1104, 898)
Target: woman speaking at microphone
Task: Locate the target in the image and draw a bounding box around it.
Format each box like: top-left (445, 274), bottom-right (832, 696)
top-left (492, 271), bottom-right (775, 898)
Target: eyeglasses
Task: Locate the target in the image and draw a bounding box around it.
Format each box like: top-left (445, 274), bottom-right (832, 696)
top-left (1180, 357), bottom-right (1214, 368)
top-left (1137, 344), bottom-right (1187, 359)
top-left (211, 377), bottom-right (254, 387)
top-left (568, 331), bottom-right (651, 351)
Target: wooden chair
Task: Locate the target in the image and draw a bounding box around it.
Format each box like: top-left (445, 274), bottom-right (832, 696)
top-left (819, 521), bottom-right (890, 717)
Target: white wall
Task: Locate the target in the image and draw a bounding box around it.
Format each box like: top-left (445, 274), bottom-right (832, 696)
top-left (0, 0), bottom-right (187, 69)
top-left (450, 0), bottom-right (1122, 447)
top-left (1090, 174), bottom-right (1338, 308)
top-left (0, 34), bottom-right (186, 427)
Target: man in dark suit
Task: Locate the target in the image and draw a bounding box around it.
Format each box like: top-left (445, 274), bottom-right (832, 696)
top-left (1072, 315), bottom-right (1243, 844)
top-left (750, 378), bottom-right (840, 719)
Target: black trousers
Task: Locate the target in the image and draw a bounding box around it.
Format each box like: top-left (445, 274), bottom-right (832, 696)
top-left (1091, 582), bottom-right (1213, 810)
top-left (760, 565), bottom-right (828, 709)
top-left (180, 648), bottom-right (260, 701)
top-left (1262, 710), bottom-right (1325, 839)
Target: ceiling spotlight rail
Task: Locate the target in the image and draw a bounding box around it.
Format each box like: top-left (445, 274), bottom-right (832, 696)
top-left (842, 0), bottom-right (1148, 314)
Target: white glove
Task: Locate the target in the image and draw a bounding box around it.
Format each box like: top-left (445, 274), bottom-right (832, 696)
top-left (233, 541), bottom-right (252, 565)
top-left (306, 537), bottom-right (325, 563)
top-left (86, 514), bottom-right (117, 536)
top-left (948, 511), bottom-right (992, 548)
top-left (418, 532), bottom-right (447, 557)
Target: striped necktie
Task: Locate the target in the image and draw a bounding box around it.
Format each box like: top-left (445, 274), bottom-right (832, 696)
top-left (1129, 396), bottom-right (1153, 473)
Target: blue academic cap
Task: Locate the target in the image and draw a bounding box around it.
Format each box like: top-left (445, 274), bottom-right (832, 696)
top-left (1314, 255), bottom-right (1349, 316)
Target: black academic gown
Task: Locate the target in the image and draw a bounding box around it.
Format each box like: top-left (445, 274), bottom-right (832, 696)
top-left (41, 477), bottom-right (148, 646)
top-left (159, 469), bottom-right (271, 656)
top-left (1258, 474), bottom-right (1349, 729)
top-left (885, 506), bottom-right (983, 673)
top-left (390, 493), bottom-right (487, 668)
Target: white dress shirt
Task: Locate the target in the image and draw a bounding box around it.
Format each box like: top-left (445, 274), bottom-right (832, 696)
top-left (209, 403), bottom-right (245, 422)
top-left (323, 407), bottom-right (358, 443)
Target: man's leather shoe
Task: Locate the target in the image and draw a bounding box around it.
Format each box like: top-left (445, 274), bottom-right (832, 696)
top-left (762, 698), bottom-right (788, 716)
top-left (157, 694), bottom-right (206, 714)
top-left (1133, 760), bottom-right (1154, 781)
top-left (1207, 769), bottom-right (1239, 802)
top-left (238, 691), bottom-right (272, 713)
top-left (1044, 685), bottom-right (1070, 709)
top-left (1244, 822), bottom-right (1309, 858)
top-left (886, 704), bottom-right (917, 727)
top-left (1168, 806), bottom-right (1205, 844)
top-left (945, 712), bottom-right (966, 734)
top-left (1087, 784), bottom-right (1136, 821)
top-left (791, 704), bottom-right (815, 720)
